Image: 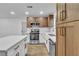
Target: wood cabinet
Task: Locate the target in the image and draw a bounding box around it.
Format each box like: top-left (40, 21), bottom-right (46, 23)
top-left (57, 3), bottom-right (79, 24)
top-left (56, 24), bottom-right (66, 56)
top-left (48, 15), bottom-right (53, 27)
top-left (27, 17), bottom-right (48, 27)
top-left (57, 3), bottom-right (66, 23)
top-left (66, 3), bottom-right (79, 21)
top-left (27, 17), bottom-right (35, 27)
top-left (56, 3), bottom-right (79, 56)
top-left (56, 3), bottom-right (66, 55)
top-left (65, 21), bottom-right (79, 56)
top-left (37, 17), bottom-right (48, 27)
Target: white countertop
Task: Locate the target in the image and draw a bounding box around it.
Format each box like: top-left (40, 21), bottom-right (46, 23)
top-left (48, 35), bottom-right (56, 43)
top-left (40, 33), bottom-right (56, 43)
top-left (45, 33), bottom-right (56, 43)
top-left (0, 35), bottom-right (27, 51)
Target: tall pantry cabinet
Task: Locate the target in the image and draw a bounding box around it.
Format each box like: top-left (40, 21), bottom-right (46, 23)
top-left (56, 3), bottom-right (79, 56)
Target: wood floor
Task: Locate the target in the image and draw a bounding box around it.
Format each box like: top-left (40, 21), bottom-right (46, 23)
top-left (27, 44), bottom-right (49, 56)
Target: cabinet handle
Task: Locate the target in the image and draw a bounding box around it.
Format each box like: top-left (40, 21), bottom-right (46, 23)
top-left (60, 11), bottom-right (62, 21)
top-left (60, 27), bottom-right (62, 35)
top-left (60, 10), bottom-right (66, 21)
top-left (62, 10), bottom-right (66, 21)
top-left (62, 27), bottom-right (66, 36)
top-left (60, 27), bottom-right (66, 36)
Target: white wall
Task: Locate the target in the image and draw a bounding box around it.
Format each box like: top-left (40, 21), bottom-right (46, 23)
top-left (0, 18), bottom-right (25, 37)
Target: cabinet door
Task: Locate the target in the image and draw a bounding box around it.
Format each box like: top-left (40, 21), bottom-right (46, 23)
top-left (48, 15), bottom-right (53, 27)
top-left (66, 21), bottom-right (79, 56)
top-left (27, 17), bottom-right (48, 27)
top-left (57, 3), bottom-right (66, 23)
top-left (66, 3), bottom-right (79, 21)
top-left (57, 3), bottom-right (79, 23)
top-left (56, 26), bottom-right (66, 56)
top-left (37, 17), bottom-right (48, 27)
top-left (27, 17), bottom-right (35, 27)
top-left (65, 23), bottom-right (74, 56)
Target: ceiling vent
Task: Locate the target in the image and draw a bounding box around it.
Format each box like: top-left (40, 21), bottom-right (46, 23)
top-left (27, 6), bottom-right (33, 8)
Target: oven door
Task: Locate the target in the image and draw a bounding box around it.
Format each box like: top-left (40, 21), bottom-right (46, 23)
top-left (30, 33), bottom-right (39, 40)
top-left (30, 33), bottom-right (35, 40)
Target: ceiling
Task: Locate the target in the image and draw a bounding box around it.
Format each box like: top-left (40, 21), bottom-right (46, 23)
top-left (0, 3), bottom-right (56, 18)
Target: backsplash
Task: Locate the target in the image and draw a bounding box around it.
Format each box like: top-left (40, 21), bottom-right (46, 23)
top-left (26, 27), bottom-right (54, 33)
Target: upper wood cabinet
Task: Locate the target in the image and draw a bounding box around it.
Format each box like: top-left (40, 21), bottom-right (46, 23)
top-left (66, 3), bottom-right (79, 21)
top-left (57, 3), bottom-right (66, 23)
top-left (36, 17), bottom-right (48, 27)
top-left (27, 17), bottom-right (48, 27)
top-left (48, 15), bottom-right (53, 27)
top-left (57, 3), bottom-right (79, 24)
top-left (27, 17), bottom-right (35, 27)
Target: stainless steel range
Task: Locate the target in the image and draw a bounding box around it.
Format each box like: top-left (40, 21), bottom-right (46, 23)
top-left (30, 29), bottom-right (39, 43)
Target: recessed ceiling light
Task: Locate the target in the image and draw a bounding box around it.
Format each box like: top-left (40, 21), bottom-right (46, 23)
top-left (10, 11), bottom-right (15, 15)
top-left (25, 11), bottom-right (29, 15)
top-left (40, 11), bottom-right (43, 15)
top-left (27, 6), bottom-right (32, 8)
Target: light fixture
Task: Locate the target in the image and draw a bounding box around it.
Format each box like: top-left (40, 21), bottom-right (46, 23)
top-left (25, 11), bottom-right (29, 15)
top-left (27, 6), bottom-right (32, 8)
top-left (40, 11), bottom-right (43, 15)
top-left (10, 11), bottom-right (15, 15)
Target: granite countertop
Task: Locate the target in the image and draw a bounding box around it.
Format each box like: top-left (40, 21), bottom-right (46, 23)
top-left (0, 35), bottom-right (27, 51)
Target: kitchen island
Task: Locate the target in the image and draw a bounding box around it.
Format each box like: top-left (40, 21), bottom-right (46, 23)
top-left (0, 35), bottom-right (27, 56)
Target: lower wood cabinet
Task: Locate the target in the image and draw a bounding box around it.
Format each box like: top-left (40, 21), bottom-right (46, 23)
top-left (56, 26), bottom-right (66, 56)
top-left (27, 17), bottom-right (48, 27)
top-left (56, 21), bottom-right (79, 56)
top-left (65, 21), bottom-right (79, 56)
